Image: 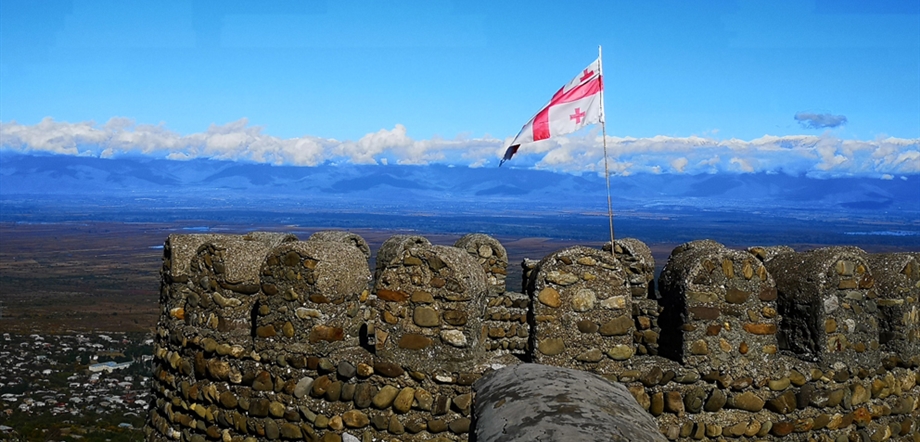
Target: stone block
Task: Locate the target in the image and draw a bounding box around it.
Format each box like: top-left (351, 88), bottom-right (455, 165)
top-left (307, 230), bottom-right (371, 259)
top-left (527, 246), bottom-right (632, 370)
top-left (255, 240), bottom-right (372, 357)
top-left (375, 240), bottom-right (489, 373)
top-left (604, 238), bottom-right (656, 299)
top-left (766, 246), bottom-right (880, 369)
top-left (658, 240), bottom-right (778, 368)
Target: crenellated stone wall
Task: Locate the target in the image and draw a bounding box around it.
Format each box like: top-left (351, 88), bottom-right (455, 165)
top-left (146, 231), bottom-right (920, 442)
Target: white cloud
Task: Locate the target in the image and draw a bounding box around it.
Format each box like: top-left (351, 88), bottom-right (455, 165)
top-left (698, 155), bottom-right (721, 166)
top-left (730, 157), bottom-right (755, 173)
top-left (671, 157), bottom-right (688, 173)
top-left (540, 148), bottom-right (575, 167)
top-left (1, 118), bottom-right (918, 177)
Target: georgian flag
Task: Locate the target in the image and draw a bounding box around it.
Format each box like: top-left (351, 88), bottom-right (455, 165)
top-left (501, 58), bottom-right (604, 166)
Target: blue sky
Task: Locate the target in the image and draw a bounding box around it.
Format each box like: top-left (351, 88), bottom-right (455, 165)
top-left (1, 0), bottom-right (918, 176)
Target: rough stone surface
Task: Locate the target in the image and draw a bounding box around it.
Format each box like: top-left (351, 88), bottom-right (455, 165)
top-left (604, 237), bottom-right (656, 300)
top-left (256, 240), bottom-right (372, 357)
top-left (748, 245), bottom-right (796, 263)
top-left (374, 234), bottom-right (431, 281)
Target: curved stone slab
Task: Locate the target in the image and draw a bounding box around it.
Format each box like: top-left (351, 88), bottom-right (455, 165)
top-left (308, 230), bottom-right (371, 259)
top-left (473, 363), bottom-right (666, 442)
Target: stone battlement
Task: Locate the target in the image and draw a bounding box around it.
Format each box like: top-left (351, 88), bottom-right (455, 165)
top-left (145, 231), bottom-right (920, 442)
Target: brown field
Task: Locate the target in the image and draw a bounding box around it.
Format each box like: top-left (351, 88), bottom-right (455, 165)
top-left (0, 222), bottom-right (168, 333)
top-left (0, 222), bottom-right (611, 334)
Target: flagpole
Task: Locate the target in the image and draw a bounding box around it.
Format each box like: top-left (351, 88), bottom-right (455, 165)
top-left (598, 45), bottom-right (616, 255)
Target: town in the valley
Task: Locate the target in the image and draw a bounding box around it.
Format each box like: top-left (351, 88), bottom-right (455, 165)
top-left (0, 331), bottom-right (154, 440)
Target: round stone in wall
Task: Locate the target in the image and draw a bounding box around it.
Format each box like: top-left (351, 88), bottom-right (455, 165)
top-left (571, 289), bottom-right (597, 312)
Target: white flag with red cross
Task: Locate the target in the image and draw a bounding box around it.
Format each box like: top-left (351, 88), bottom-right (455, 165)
top-left (501, 57), bottom-right (604, 166)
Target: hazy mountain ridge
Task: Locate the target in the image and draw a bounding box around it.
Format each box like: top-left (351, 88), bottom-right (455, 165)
top-left (1, 151), bottom-right (917, 215)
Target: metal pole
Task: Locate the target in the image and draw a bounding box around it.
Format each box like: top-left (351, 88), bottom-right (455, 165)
top-left (598, 45), bottom-right (616, 254)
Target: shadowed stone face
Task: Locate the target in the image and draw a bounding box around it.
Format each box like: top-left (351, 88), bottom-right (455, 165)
top-left (765, 246), bottom-right (880, 369)
top-left (867, 253), bottom-right (920, 361)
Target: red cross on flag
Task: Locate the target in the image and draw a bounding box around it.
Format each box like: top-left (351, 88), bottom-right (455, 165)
top-left (501, 57), bottom-right (604, 165)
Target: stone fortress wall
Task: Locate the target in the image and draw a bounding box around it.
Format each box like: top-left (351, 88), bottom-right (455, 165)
top-left (145, 230), bottom-right (920, 442)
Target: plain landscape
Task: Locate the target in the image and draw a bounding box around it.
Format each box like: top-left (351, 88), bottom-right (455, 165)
top-left (1, 152), bottom-right (918, 333)
top-left (0, 151), bottom-right (920, 332)
top-left (0, 153), bottom-right (918, 441)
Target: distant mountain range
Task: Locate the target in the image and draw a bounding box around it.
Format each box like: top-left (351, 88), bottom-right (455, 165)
top-left (1, 151), bottom-right (918, 216)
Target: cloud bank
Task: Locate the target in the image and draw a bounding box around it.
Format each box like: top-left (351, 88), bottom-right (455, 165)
top-left (2, 117), bottom-right (918, 178)
top-left (794, 112), bottom-right (848, 129)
